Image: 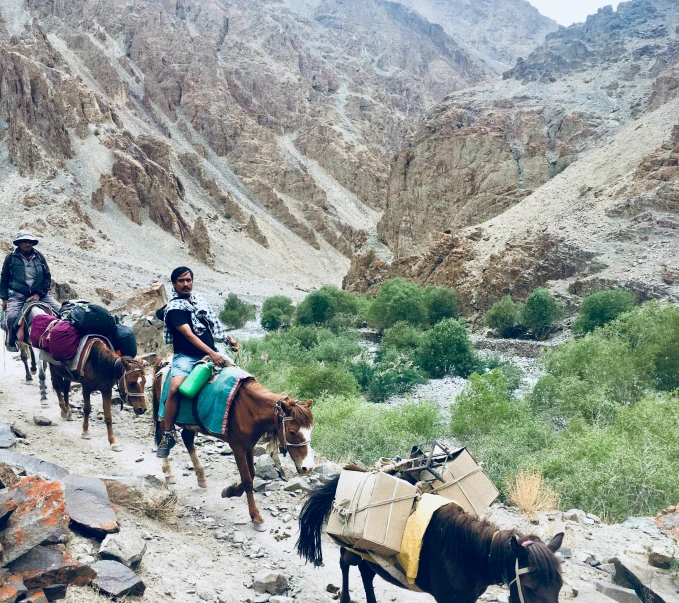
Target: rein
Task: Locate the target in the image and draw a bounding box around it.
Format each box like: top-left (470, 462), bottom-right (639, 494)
top-left (275, 400), bottom-right (310, 455)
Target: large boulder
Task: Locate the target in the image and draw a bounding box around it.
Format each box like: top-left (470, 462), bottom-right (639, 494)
top-left (0, 477), bottom-right (70, 565)
top-left (6, 545), bottom-right (96, 590)
top-left (61, 475), bottom-right (118, 536)
top-left (99, 532), bottom-right (146, 568)
top-left (91, 560), bottom-right (145, 597)
top-left (612, 555), bottom-right (678, 603)
top-left (107, 284), bottom-right (167, 317)
top-left (0, 452), bottom-right (68, 482)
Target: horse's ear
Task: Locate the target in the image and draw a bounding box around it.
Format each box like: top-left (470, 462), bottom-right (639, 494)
top-left (280, 398), bottom-right (294, 412)
top-left (510, 536), bottom-right (530, 560)
top-left (305, 399), bottom-right (314, 408)
top-left (548, 532), bottom-right (564, 553)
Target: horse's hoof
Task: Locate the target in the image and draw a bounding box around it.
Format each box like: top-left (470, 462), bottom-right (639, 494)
top-left (253, 521), bottom-right (267, 532)
top-left (81, 432), bottom-right (91, 440)
top-left (66, 415), bottom-right (75, 422)
top-left (25, 376), bottom-right (32, 382)
top-left (111, 443), bottom-right (123, 452)
top-left (197, 480), bottom-right (207, 489)
top-left (221, 485), bottom-right (238, 498)
top-left (30, 369), bottom-right (37, 375)
top-left (165, 476), bottom-right (177, 485)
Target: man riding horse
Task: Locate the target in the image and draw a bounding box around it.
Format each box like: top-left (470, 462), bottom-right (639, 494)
top-left (156, 266), bottom-right (239, 458)
top-left (1, 231), bottom-right (61, 352)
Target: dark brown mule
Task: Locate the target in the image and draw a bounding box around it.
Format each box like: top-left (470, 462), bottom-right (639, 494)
top-left (298, 474), bottom-right (564, 603)
top-left (152, 362), bottom-right (315, 529)
top-left (15, 302), bottom-right (55, 402)
top-left (50, 340), bottom-right (147, 451)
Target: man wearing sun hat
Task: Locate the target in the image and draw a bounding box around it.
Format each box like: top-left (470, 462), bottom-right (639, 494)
top-left (0, 231), bottom-right (61, 352)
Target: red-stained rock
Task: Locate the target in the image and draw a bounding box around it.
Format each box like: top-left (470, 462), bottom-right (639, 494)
top-left (0, 477), bottom-right (70, 566)
top-left (24, 589), bottom-right (49, 602)
top-left (6, 545), bottom-right (95, 590)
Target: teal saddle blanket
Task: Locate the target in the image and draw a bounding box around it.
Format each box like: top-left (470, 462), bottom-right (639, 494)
top-left (159, 365), bottom-right (253, 436)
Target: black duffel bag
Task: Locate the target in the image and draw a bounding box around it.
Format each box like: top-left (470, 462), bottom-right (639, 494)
top-left (112, 324), bottom-right (137, 358)
top-left (64, 302), bottom-right (117, 338)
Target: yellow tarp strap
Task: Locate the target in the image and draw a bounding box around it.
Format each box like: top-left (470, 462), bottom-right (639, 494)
top-left (396, 493), bottom-right (452, 584)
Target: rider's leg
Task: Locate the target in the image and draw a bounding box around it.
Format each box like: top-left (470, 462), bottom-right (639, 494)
top-left (5, 293), bottom-right (26, 348)
top-left (39, 293), bottom-right (62, 314)
top-left (157, 353), bottom-right (194, 459)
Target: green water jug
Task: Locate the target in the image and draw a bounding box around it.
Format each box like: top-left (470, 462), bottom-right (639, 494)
top-left (179, 362), bottom-right (213, 398)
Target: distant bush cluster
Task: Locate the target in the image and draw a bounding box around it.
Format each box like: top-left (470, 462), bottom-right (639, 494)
top-left (485, 288), bottom-right (563, 339)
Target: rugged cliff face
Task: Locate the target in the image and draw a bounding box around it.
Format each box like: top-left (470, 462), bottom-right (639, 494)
top-left (395, 0), bottom-right (559, 74)
top-left (348, 0), bottom-right (679, 310)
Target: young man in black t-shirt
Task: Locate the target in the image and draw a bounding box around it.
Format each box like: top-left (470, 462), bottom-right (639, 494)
top-left (157, 267), bottom-right (239, 458)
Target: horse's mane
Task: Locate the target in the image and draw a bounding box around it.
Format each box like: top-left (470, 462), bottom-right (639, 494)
top-left (241, 380), bottom-right (313, 429)
top-left (88, 340), bottom-right (119, 382)
top-left (288, 402), bottom-right (313, 428)
top-left (430, 503), bottom-right (561, 585)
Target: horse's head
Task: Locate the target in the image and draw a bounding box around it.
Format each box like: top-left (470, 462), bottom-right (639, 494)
top-left (276, 396), bottom-right (315, 474)
top-left (508, 533), bottom-right (564, 603)
top-left (116, 357), bottom-right (147, 415)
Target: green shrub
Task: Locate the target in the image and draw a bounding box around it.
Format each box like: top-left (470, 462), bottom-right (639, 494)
top-left (520, 288), bottom-right (564, 339)
top-left (218, 293), bottom-right (256, 329)
top-left (312, 332), bottom-right (362, 364)
top-left (542, 335), bottom-right (648, 408)
top-left (296, 290), bottom-right (338, 326)
top-left (451, 370), bottom-right (523, 437)
top-left (380, 321), bottom-right (423, 354)
top-left (538, 394), bottom-right (679, 520)
top-left (486, 296), bottom-right (522, 338)
top-left (260, 296), bottom-right (295, 330)
top-left (368, 278), bottom-right (427, 330)
top-left (573, 289), bottom-right (636, 334)
top-left (311, 396), bottom-right (443, 465)
top-left (366, 356), bottom-right (427, 403)
top-left (288, 364), bottom-right (359, 399)
top-left (417, 318), bottom-right (477, 378)
top-left (477, 354), bottom-right (524, 393)
top-left (424, 286), bottom-right (459, 326)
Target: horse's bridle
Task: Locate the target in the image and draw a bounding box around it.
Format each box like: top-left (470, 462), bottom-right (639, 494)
top-left (275, 400), bottom-right (310, 455)
top-left (114, 358), bottom-right (146, 410)
top-left (489, 532), bottom-right (534, 603)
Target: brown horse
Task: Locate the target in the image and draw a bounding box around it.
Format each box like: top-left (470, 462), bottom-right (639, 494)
top-left (50, 340), bottom-right (147, 451)
top-left (297, 474), bottom-right (564, 603)
top-left (152, 363), bottom-right (315, 529)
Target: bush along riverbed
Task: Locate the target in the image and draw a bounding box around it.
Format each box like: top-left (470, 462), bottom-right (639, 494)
top-left (226, 282), bottom-right (679, 522)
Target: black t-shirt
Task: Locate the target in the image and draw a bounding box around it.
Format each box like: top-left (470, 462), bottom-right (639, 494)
top-left (167, 309), bottom-right (216, 358)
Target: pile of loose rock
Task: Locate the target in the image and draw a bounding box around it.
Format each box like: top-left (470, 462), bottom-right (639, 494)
top-left (0, 451), bottom-right (148, 601)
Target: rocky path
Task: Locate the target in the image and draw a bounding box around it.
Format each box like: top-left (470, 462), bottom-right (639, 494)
top-left (0, 344), bottom-right (676, 603)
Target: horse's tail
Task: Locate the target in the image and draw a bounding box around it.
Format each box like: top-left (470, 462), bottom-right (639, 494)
top-left (296, 474), bottom-right (340, 566)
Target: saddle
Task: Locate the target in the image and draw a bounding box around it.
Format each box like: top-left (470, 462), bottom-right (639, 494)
top-left (39, 335), bottom-right (114, 379)
top-left (16, 301), bottom-right (57, 343)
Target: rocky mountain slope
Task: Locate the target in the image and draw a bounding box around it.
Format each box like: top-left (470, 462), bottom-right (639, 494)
top-left (349, 0), bottom-right (679, 310)
top-left (0, 0), bottom-right (562, 304)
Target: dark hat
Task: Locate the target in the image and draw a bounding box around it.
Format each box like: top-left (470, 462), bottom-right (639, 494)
top-left (13, 230), bottom-right (39, 246)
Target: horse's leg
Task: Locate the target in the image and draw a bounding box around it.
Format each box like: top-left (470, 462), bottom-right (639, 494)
top-left (162, 457), bottom-right (176, 485)
top-left (182, 429), bottom-right (207, 488)
top-left (19, 344), bottom-right (32, 382)
top-left (29, 346), bottom-right (36, 374)
top-left (266, 439), bottom-right (287, 481)
top-left (102, 388), bottom-right (122, 452)
top-left (230, 443), bottom-right (264, 528)
top-left (51, 372), bottom-right (71, 420)
top-left (81, 389), bottom-right (92, 439)
top-left (62, 381), bottom-right (74, 421)
top-left (358, 561), bottom-right (378, 603)
top-left (339, 548), bottom-right (354, 603)
top-left (38, 361), bottom-right (48, 405)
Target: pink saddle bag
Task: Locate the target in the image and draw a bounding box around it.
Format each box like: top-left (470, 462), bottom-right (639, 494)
top-left (49, 321), bottom-right (82, 361)
top-left (30, 315), bottom-right (58, 351)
